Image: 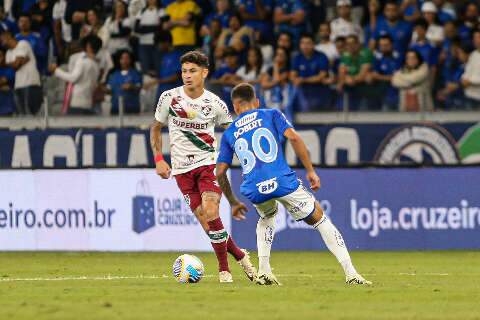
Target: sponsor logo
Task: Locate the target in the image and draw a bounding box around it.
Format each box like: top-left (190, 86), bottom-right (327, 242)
top-left (374, 124), bottom-right (460, 164)
top-left (171, 118), bottom-right (208, 130)
top-left (256, 178), bottom-right (278, 194)
top-left (457, 123), bottom-right (480, 164)
top-left (201, 105), bottom-right (212, 117)
top-left (235, 112), bottom-right (258, 128)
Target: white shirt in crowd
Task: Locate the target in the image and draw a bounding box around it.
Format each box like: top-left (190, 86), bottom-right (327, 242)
top-left (330, 17), bottom-right (364, 42)
top-left (136, 7), bottom-right (166, 45)
top-left (411, 25), bottom-right (445, 45)
top-left (315, 42), bottom-right (338, 62)
top-left (462, 50), bottom-right (480, 101)
top-left (236, 65), bottom-right (268, 81)
top-left (52, 0), bottom-right (72, 43)
top-left (103, 17), bottom-right (133, 54)
top-left (54, 52), bottom-right (100, 109)
top-left (6, 40), bottom-right (41, 89)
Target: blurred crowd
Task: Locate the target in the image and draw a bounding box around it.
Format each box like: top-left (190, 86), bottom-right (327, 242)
top-left (1, 0), bottom-right (480, 117)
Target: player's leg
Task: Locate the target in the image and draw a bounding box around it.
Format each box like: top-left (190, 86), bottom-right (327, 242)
top-left (280, 186), bottom-right (372, 285)
top-left (253, 200), bottom-right (281, 285)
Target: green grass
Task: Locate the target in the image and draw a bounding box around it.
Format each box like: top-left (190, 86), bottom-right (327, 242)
top-left (0, 251), bottom-right (479, 320)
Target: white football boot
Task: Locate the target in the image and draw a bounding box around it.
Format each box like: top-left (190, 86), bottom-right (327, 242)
top-left (237, 249), bottom-right (257, 281)
top-left (255, 273), bottom-right (281, 286)
top-left (346, 274), bottom-right (372, 285)
top-left (219, 271), bottom-right (233, 283)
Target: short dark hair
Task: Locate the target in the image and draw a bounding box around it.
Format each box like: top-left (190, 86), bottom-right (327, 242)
top-left (378, 34), bottom-right (393, 43)
top-left (300, 32), bottom-right (315, 42)
top-left (414, 18), bottom-right (429, 30)
top-left (231, 83), bottom-right (256, 103)
top-left (180, 50), bottom-right (209, 68)
top-left (81, 35), bottom-right (103, 54)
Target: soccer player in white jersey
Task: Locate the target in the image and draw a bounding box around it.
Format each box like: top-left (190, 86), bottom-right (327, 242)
top-left (216, 83), bottom-right (372, 285)
top-left (150, 51), bottom-right (256, 283)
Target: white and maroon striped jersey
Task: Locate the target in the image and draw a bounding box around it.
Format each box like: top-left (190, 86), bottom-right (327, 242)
top-left (155, 86), bottom-right (233, 175)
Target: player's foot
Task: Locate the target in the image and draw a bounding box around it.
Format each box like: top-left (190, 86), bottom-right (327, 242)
top-left (237, 249), bottom-right (257, 281)
top-left (255, 273), bottom-right (281, 286)
top-left (346, 274), bottom-right (372, 285)
top-left (219, 271), bottom-right (233, 283)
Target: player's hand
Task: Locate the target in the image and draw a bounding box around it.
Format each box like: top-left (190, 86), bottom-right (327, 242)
top-left (155, 160), bottom-right (171, 179)
top-left (231, 202), bottom-right (248, 221)
top-left (306, 170), bottom-right (321, 192)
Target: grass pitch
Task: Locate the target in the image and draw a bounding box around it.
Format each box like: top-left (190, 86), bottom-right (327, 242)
top-left (0, 251), bottom-right (479, 320)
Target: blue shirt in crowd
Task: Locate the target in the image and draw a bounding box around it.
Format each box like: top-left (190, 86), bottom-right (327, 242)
top-left (156, 50), bottom-right (182, 101)
top-left (373, 19), bottom-right (413, 55)
top-left (0, 66), bottom-right (16, 115)
top-left (237, 0), bottom-right (273, 37)
top-left (274, 0), bottom-right (305, 42)
top-left (16, 32), bottom-right (48, 73)
top-left (107, 69), bottom-right (143, 114)
top-left (204, 11), bottom-right (231, 28)
top-left (410, 42), bottom-right (439, 66)
top-left (374, 51), bottom-right (401, 106)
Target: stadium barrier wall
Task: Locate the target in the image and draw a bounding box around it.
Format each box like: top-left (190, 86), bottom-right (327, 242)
top-left (1, 167), bottom-right (479, 251)
top-left (0, 169), bottom-right (231, 251)
top-left (231, 167), bottom-right (480, 251)
top-left (1, 121), bottom-right (480, 168)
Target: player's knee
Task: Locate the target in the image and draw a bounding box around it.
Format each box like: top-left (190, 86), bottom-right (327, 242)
top-left (304, 202), bottom-right (324, 226)
top-left (201, 192), bottom-right (220, 219)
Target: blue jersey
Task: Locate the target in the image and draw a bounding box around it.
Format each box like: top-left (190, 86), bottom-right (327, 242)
top-left (218, 109), bottom-right (299, 204)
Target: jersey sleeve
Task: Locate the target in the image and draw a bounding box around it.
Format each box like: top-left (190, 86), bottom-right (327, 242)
top-left (215, 98), bottom-right (233, 126)
top-left (217, 134), bottom-right (234, 165)
top-left (272, 109), bottom-right (293, 136)
top-left (154, 91), bottom-right (171, 123)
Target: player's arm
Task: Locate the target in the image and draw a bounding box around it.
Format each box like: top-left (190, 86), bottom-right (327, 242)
top-left (150, 120), bottom-right (171, 179)
top-left (284, 128), bottom-right (321, 191)
top-left (216, 162), bottom-right (248, 220)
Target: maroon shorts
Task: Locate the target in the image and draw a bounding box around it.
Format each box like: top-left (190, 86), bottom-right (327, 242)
top-left (174, 164), bottom-right (222, 212)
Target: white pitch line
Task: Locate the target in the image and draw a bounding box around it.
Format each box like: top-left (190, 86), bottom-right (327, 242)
top-left (0, 274), bottom-right (314, 283)
top-left (398, 273), bottom-right (449, 276)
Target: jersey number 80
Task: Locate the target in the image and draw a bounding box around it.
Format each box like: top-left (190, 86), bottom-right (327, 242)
top-left (234, 128), bottom-right (278, 174)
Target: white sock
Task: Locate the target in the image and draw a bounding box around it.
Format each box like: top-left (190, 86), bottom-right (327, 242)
top-left (256, 215), bottom-right (275, 274)
top-left (314, 214), bottom-right (357, 277)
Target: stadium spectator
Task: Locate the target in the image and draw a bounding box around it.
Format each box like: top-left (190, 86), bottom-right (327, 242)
top-left (330, 0), bottom-right (364, 43)
top-left (257, 32), bottom-right (274, 68)
top-left (315, 22), bottom-right (338, 64)
top-left (0, 6), bottom-right (19, 34)
top-left (215, 13), bottom-right (254, 62)
top-left (134, 0), bottom-right (166, 74)
top-left (234, 46), bottom-right (266, 85)
top-left (52, 0), bottom-right (71, 62)
top-left (432, 0), bottom-right (456, 24)
top-left (103, 0), bottom-right (132, 54)
top-left (367, 34), bottom-right (401, 110)
top-left (164, 0), bottom-right (201, 53)
top-left (410, 18), bottom-right (438, 69)
top-left (462, 29), bottom-right (480, 109)
top-left (201, 0), bottom-right (231, 32)
top-left (29, 0), bottom-right (53, 42)
top-left (458, 3), bottom-right (479, 47)
top-left (65, 0), bottom-right (101, 41)
top-left (144, 31), bottom-right (182, 102)
top-left (276, 31), bottom-right (294, 56)
top-left (392, 49), bottom-right (433, 111)
top-left (400, 0), bottom-right (421, 23)
top-left (260, 46), bottom-right (293, 115)
top-left (290, 33), bottom-right (331, 111)
top-left (363, 0), bottom-right (382, 49)
top-left (0, 47), bottom-right (16, 116)
top-left (106, 50), bottom-right (142, 114)
top-left (80, 9), bottom-right (107, 40)
top-left (49, 35), bottom-right (102, 115)
top-left (337, 34), bottom-right (374, 110)
top-left (11, 0), bottom-right (37, 20)
top-left (273, 0), bottom-right (305, 43)
top-left (16, 14), bottom-right (48, 74)
top-left (1, 29), bottom-right (42, 115)
top-left (210, 47), bottom-right (240, 107)
top-left (237, 0), bottom-right (273, 41)
top-left (306, 0), bottom-right (326, 38)
top-left (372, 1), bottom-right (413, 56)
top-left (202, 18), bottom-right (223, 67)
top-left (417, 1), bottom-right (445, 46)
top-left (437, 40), bottom-right (469, 109)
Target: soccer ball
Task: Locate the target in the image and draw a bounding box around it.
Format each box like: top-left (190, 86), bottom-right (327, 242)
top-left (172, 254), bottom-right (204, 283)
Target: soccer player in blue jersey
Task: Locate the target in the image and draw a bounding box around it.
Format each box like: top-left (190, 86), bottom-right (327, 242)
top-left (216, 83), bottom-right (371, 286)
